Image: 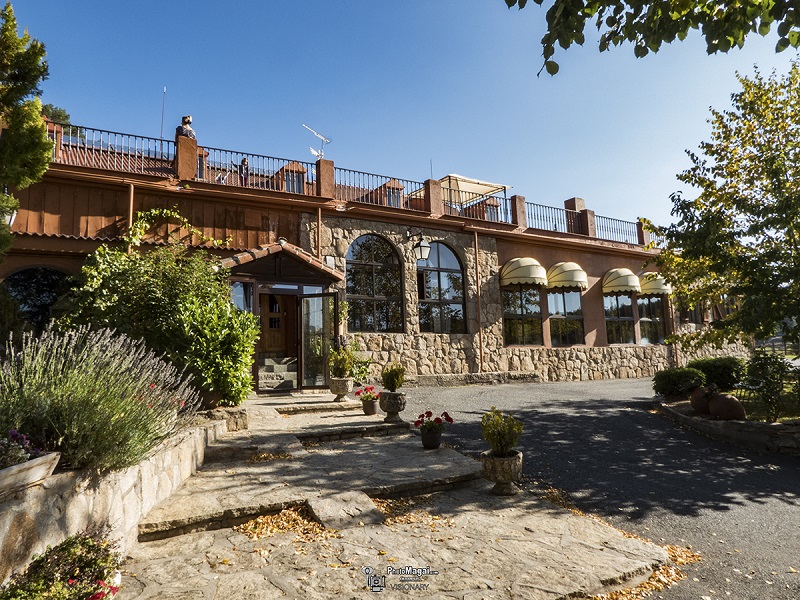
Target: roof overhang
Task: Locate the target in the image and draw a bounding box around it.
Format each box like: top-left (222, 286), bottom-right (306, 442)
top-left (546, 261), bottom-right (588, 290)
top-left (500, 257), bottom-right (547, 286)
top-left (639, 272), bottom-right (672, 295)
top-left (602, 268), bottom-right (641, 294)
top-left (220, 238), bottom-right (344, 282)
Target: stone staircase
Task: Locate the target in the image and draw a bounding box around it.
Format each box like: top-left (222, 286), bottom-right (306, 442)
top-left (257, 356), bottom-right (298, 391)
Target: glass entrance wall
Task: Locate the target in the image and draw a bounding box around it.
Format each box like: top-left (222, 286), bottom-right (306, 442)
top-left (300, 294), bottom-right (337, 387)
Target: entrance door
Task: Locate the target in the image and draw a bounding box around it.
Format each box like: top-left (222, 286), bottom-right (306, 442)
top-left (298, 293), bottom-right (337, 388)
top-left (259, 294), bottom-right (285, 356)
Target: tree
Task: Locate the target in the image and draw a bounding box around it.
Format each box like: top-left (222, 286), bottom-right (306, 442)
top-left (40, 102), bottom-right (69, 123)
top-left (504, 0), bottom-right (800, 74)
top-left (646, 60), bottom-right (800, 347)
top-left (0, 2), bottom-right (51, 255)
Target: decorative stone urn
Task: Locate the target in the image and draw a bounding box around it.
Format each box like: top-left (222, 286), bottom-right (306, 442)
top-left (378, 391), bottom-right (406, 423)
top-left (329, 377), bottom-right (353, 402)
top-left (480, 450), bottom-right (523, 496)
top-left (0, 452), bottom-right (61, 502)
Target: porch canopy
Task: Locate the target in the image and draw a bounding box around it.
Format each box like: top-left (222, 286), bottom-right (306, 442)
top-left (546, 261), bottom-right (588, 290)
top-left (220, 238), bottom-right (344, 284)
top-left (499, 257), bottom-right (548, 286)
top-left (602, 268), bottom-right (641, 294)
top-left (639, 272), bottom-right (672, 296)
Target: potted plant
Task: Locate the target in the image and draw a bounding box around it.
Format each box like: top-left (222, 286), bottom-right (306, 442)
top-left (414, 410), bottom-right (454, 449)
top-left (480, 406), bottom-right (523, 496)
top-left (354, 385), bottom-right (380, 416)
top-left (379, 362), bottom-right (406, 423)
top-left (0, 430), bottom-right (60, 501)
top-left (328, 343), bottom-right (356, 401)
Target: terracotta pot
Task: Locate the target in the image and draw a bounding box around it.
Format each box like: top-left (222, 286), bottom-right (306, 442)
top-left (362, 399), bottom-right (379, 416)
top-left (0, 452), bottom-right (60, 501)
top-left (329, 377), bottom-right (353, 402)
top-left (709, 392), bottom-right (747, 421)
top-left (689, 386), bottom-right (711, 414)
top-left (378, 391), bottom-right (406, 423)
top-left (420, 429), bottom-right (442, 450)
top-left (481, 449), bottom-right (522, 496)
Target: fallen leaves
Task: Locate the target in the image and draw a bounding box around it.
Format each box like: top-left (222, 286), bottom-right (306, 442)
top-left (234, 505), bottom-right (342, 555)
top-left (371, 497), bottom-right (456, 531)
top-left (248, 451), bottom-right (292, 463)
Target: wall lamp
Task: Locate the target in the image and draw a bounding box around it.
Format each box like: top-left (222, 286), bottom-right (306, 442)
top-left (406, 230), bottom-right (431, 261)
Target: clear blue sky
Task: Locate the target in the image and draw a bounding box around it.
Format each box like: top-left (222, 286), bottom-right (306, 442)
top-left (14, 1), bottom-right (798, 227)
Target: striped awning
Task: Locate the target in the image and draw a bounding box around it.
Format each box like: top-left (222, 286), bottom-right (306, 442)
top-left (639, 272), bottom-right (672, 295)
top-left (546, 261), bottom-right (588, 290)
top-left (602, 268), bottom-right (641, 294)
top-left (500, 257), bottom-right (547, 286)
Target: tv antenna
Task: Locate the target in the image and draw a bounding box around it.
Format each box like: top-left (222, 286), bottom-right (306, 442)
top-left (303, 124), bottom-right (331, 160)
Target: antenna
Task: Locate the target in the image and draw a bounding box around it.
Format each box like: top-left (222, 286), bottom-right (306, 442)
top-left (303, 124), bottom-right (331, 160)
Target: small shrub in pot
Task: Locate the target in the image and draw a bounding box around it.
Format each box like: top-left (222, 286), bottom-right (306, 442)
top-left (481, 406), bottom-right (523, 457)
top-left (381, 362), bottom-right (405, 392)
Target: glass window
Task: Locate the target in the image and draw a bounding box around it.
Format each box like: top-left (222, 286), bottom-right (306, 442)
top-left (230, 281), bottom-right (253, 312)
top-left (346, 234), bottom-right (403, 332)
top-left (285, 171), bottom-right (304, 194)
top-left (417, 242), bottom-right (466, 333)
top-left (604, 294), bottom-right (635, 344)
top-left (638, 295), bottom-right (666, 344)
top-left (548, 290), bottom-right (584, 346)
top-left (386, 188), bottom-right (401, 208)
top-left (502, 284), bottom-right (543, 346)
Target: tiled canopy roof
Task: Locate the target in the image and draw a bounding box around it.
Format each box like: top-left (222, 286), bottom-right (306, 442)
top-left (220, 238), bottom-right (344, 281)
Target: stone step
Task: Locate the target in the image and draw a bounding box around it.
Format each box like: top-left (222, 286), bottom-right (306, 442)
top-left (260, 363), bottom-right (298, 373)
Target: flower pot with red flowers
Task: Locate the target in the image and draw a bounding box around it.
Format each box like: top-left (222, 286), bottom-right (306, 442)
top-left (480, 406), bottom-right (523, 496)
top-left (378, 362), bottom-right (406, 423)
top-left (355, 385), bottom-right (380, 415)
top-left (414, 411), bottom-right (454, 449)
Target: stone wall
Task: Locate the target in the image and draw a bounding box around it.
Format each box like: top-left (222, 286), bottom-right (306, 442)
top-left (302, 214), bottom-right (750, 387)
top-left (0, 420), bottom-right (227, 583)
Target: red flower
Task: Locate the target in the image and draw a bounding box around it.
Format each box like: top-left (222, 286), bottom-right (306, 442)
top-left (425, 411), bottom-right (432, 418)
top-left (366, 386), bottom-right (374, 392)
top-left (68, 579), bottom-right (77, 585)
top-left (149, 383), bottom-right (155, 389)
top-left (109, 586), bottom-right (119, 594)
top-left (434, 417), bottom-right (442, 425)
top-left (414, 420), bottom-right (422, 427)
top-left (96, 580), bottom-right (107, 587)
top-left (355, 389), bottom-right (362, 396)
top-left (88, 593), bottom-right (106, 600)
top-left (443, 412), bottom-right (454, 424)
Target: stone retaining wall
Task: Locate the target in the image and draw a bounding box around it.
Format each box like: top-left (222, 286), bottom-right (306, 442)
top-left (657, 401), bottom-right (800, 456)
top-left (0, 420), bottom-right (228, 583)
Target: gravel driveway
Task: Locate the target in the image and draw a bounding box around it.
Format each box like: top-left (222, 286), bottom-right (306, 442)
top-left (403, 378), bottom-right (800, 600)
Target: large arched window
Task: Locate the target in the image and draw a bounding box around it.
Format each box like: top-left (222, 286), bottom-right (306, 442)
top-left (417, 242), bottom-right (466, 334)
top-left (3, 267), bottom-right (69, 329)
top-left (346, 235), bottom-right (403, 332)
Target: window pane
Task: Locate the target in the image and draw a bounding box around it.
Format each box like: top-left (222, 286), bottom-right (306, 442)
top-left (348, 300), bottom-right (373, 332)
top-left (638, 297), bottom-right (651, 319)
top-left (436, 244), bottom-right (460, 270)
top-left (618, 294), bottom-right (633, 318)
top-left (444, 303), bottom-right (466, 334)
top-left (503, 319), bottom-right (523, 345)
top-left (419, 302), bottom-right (434, 333)
top-left (604, 295), bottom-right (617, 318)
top-left (521, 287), bottom-right (541, 316)
top-left (441, 272), bottom-right (463, 301)
top-left (376, 265), bottom-right (401, 299)
top-left (551, 318), bottom-right (584, 346)
top-left (522, 317), bottom-right (543, 345)
top-left (650, 296), bottom-right (663, 318)
top-left (429, 304), bottom-right (443, 333)
top-left (606, 320), bottom-right (619, 344)
top-left (503, 288), bottom-right (521, 316)
top-left (564, 291), bottom-right (582, 316)
top-left (346, 265), bottom-right (374, 297)
top-left (230, 281), bottom-right (253, 312)
top-left (422, 270), bottom-right (440, 301)
top-left (548, 292), bottom-right (565, 316)
top-left (619, 320), bottom-right (635, 344)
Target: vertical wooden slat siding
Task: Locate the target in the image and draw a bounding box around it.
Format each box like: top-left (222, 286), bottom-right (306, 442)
top-left (43, 184), bottom-right (60, 235)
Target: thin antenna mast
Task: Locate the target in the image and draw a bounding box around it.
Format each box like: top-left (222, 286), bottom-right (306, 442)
top-left (303, 124), bottom-right (331, 160)
top-left (159, 86), bottom-right (167, 139)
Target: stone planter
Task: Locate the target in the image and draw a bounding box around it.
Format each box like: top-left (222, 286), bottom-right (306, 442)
top-left (0, 452), bottom-right (60, 501)
top-left (329, 377), bottom-right (353, 402)
top-left (480, 450), bottom-right (522, 496)
top-left (379, 391), bottom-right (406, 423)
top-left (362, 399), bottom-right (379, 416)
top-left (420, 429), bottom-right (442, 450)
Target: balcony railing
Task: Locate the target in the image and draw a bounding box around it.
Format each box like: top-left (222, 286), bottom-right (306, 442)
top-left (49, 123), bottom-right (174, 177)
top-left (525, 202), bottom-right (584, 235)
top-left (595, 215), bottom-right (639, 244)
top-left (442, 188), bottom-right (511, 224)
top-left (198, 147), bottom-right (315, 194)
top-left (334, 168), bottom-right (426, 210)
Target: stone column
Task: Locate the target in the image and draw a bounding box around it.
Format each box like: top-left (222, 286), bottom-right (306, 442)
top-left (510, 195), bottom-right (527, 228)
top-left (175, 136), bottom-right (198, 181)
top-left (637, 221), bottom-right (650, 245)
top-left (424, 179), bottom-right (443, 216)
top-left (316, 159), bottom-right (335, 198)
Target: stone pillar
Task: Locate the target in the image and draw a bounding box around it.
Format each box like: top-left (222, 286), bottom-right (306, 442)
top-left (565, 197), bottom-right (595, 236)
top-left (510, 195), bottom-right (527, 228)
top-left (316, 159), bottom-right (334, 198)
top-left (424, 179), bottom-right (444, 216)
top-left (564, 197), bottom-right (585, 212)
top-left (580, 209), bottom-right (596, 237)
top-left (174, 136), bottom-right (198, 181)
top-left (637, 221), bottom-right (650, 245)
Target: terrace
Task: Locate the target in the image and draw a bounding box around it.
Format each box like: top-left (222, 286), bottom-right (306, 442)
top-left (46, 122), bottom-right (659, 247)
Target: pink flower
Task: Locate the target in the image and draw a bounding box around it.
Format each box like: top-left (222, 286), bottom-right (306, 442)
top-left (149, 383), bottom-right (155, 389)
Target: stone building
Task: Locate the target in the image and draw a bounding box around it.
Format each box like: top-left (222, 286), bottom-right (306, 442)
top-left (4, 119), bottom-right (719, 390)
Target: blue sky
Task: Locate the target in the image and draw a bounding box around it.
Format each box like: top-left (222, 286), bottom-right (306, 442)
top-left (14, 1), bottom-right (797, 227)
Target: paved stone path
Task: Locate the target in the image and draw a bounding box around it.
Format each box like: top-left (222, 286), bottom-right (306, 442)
top-left (119, 390), bottom-right (669, 599)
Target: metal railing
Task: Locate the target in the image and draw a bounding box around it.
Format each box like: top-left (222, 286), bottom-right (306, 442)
top-left (199, 147), bottom-right (315, 194)
top-left (334, 168), bottom-right (425, 210)
top-left (595, 215), bottom-right (639, 244)
top-left (525, 202), bottom-right (584, 235)
top-left (649, 232), bottom-right (666, 247)
top-left (442, 188), bottom-right (512, 224)
top-left (49, 123), bottom-right (174, 176)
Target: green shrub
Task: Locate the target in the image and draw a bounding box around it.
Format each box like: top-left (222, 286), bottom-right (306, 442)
top-left (686, 357), bottom-right (745, 390)
top-left (481, 406), bottom-right (523, 457)
top-left (0, 528), bottom-right (121, 599)
top-left (741, 351), bottom-right (800, 422)
top-left (328, 343), bottom-right (356, 379)
top-left (652, 367), bottom-right (706, 398)
top-left (176, 296), bottom-right (259, 406)
top-left (381, 362), bottom-right (405, 392)
top-left (0, 327), bottom-right (199, 471)
top-left (61, 240), bottom-right (258, 406)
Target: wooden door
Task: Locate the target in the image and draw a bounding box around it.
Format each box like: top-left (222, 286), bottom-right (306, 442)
top-left (259, 294), bottom-right (285, 356)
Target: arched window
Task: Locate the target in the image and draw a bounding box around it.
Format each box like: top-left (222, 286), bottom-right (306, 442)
top-left (417, 242), bottom-right (466, 334)
top-left (3, 267), bottom-right (69, 329)
top-left (346, 235), bottom-right (403, 332)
